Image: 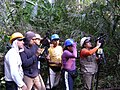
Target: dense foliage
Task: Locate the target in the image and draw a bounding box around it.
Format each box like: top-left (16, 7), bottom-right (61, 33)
top-left (0, 0), bottom-right (120, 89)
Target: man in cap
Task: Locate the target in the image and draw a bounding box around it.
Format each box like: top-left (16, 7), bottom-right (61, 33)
top-left (20, 31), bottom-right (44, 90)
top-left (33, 33), bottom-right (46, 90)
top-left (34, 33), bottom-right (44, 73)
top-left (80, 37), bottom-right (101, 90)
top-left (46, 34), bottom-right (63, 90)
top-left (4, 32), bottom-right (27, 90)
top-left (34, 33), bottom-right (43, 46)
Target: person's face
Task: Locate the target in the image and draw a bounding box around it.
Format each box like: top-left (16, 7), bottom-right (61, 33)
top-left (30, 37), bottom-right (36, 45)
top-left (17, 39), bottom-right (24, 49)
top-left (84, 40), bottom-right (92, 48)
top-left (35, 38), bottom-right (41, 45)
top-left (52, 39), bottom-right (59, 47)
top-left (67, 46), bottom-right (73, 51)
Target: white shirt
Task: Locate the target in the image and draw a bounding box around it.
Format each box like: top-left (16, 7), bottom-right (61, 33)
top-left (4, 40), bottom-right (25, 87)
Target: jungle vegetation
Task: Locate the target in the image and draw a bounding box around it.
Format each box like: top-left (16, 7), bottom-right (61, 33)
top-left (0, 0), bottom-right (120, 89)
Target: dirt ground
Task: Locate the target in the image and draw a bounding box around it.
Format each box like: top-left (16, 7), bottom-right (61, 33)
top-left (98, 88), bottom-right (120, 90)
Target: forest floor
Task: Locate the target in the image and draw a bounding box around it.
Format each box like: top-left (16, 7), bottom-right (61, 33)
top-left (98, 87), bottom-right (120, 90)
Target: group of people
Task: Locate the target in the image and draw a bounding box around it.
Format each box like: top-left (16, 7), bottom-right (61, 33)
top-left (4, 31), bottom-right (102, 90)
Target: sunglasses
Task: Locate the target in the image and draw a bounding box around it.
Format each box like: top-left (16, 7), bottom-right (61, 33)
top-left (85, 41), bottom-right (90, 43)
top-left (17, 38), bottom-right (24, 41)
top-left (32, 38), bottom-right (37, 40)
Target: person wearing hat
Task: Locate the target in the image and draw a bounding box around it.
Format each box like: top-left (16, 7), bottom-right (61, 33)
top-left (20, 31), bottom-right (43, 90)
top-left (32, 33), bottom-right (46, 90)
top-left (34, 33), bottom-right (43, 46)
top-left (34, 33), bottom-right (43, 72)
top-left (46, 34), bottom-right (63, 90)
top-left (4, 32), bottom-right (27, 90)
top-left (61, 39), bottom-right (77, 90)
top-left (80, 37), bottom-right (101, 90)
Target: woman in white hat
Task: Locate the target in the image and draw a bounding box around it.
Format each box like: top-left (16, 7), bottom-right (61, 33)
top-left (80, 37), bottom-right (101, 90)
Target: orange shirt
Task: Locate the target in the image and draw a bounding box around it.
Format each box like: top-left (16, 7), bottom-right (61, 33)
top-left (80, 47), bottom-right (98, 58)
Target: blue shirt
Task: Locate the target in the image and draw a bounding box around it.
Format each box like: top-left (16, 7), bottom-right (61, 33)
top-left (20, 44), bottom-right (39, 78)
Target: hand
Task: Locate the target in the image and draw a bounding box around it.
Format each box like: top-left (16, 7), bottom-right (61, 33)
top-left (96, 41), bottom-right (101, 48)
top-left (21, 85), bottom-right (28, 90)
top-left (46, 54), bottom-right (50, 60)
top-left (56, 62), bottom-right (62, 66)
top-left (40, 48), bottom-right (45, 54)
top-left (36, 48), bottom-right (44, 56)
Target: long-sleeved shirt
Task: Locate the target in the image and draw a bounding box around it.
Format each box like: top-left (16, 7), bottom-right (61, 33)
top-left (80, 47), bottom-right (99, 74)
top-left (80, 47), bottom-right (99, 58)
top-left (62, 42), bottom-right (77, 71)
top-left (20, 44), bottom-right (39, 78)
top-left (4, 40), bottom-right (25, 87)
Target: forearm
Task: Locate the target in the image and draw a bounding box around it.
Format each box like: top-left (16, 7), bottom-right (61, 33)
top-left (81, 47), bottom-right (99, 57)
top-left (20, 53), bottom-right (38, 67)
top-left (89, 47), bottom-right (99, 55)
